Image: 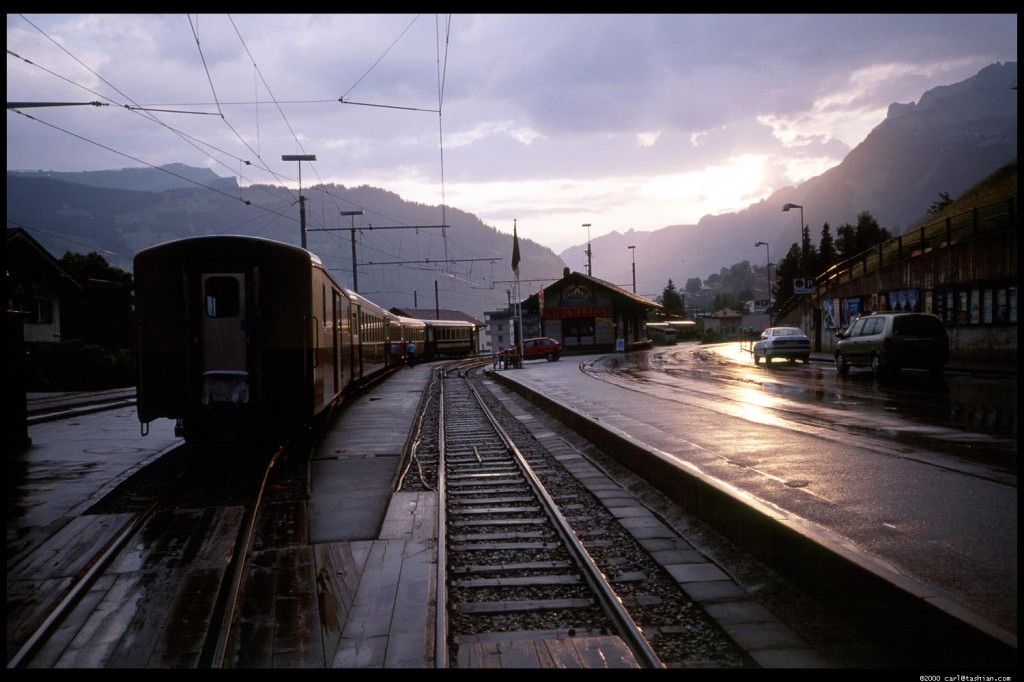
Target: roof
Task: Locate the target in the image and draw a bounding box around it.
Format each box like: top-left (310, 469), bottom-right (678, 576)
top-left (708, 307), bottom-right (745, 319)
top-left (524, 270), bottom-right (661, 310)
top-left (389, 307), bottom-right (484, 326)
top-left (6, 227), bottom-right (82, 290)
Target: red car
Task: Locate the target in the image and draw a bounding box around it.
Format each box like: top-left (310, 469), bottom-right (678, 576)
top-left (499, 337), bottom-right (562, 361)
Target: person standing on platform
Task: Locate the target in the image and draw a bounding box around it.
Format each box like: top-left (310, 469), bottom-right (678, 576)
top-left (406, 341), bottom-right (416, 366)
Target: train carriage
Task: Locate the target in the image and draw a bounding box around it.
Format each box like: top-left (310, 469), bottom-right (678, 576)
top-left (396, 315), bottom-right (427, 363)
top-left (134, 235), bottom-right (483, 444)
top-left (346, 289), bottom-right (394, 380)
top-left (135, 235), bottom-right (350, 443)
top-left (422, 318), bottom-right (478, 359)
top-left (667, 319), bottom-right (698, 340)
top-left (646, 322), bottom-right (677, 346)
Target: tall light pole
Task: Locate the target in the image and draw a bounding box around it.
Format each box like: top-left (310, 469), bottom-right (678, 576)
top-left (341, 210), bottom-right (365, 291)
top-left (782, 202), bottom-right (804, 261)
top-left (583, 223), bottom-right (592, 276)
top-left (755, 241), bottom-right (772, 326)
top-left (283, 154), bottom-right (316, 249)
top-left (628, 245), bottom-right (636, 292)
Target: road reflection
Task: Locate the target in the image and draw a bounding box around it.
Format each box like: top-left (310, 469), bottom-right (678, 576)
top-left (585, 342), bottom-right (1017, 477)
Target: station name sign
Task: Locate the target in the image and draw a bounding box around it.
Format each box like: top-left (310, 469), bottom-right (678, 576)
top-left (543, 305), bottom-right (614, 319)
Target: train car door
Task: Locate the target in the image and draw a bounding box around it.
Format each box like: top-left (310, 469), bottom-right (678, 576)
top-left (332, 289), bottom-right (341, 395)
top-left (200, 273), bottom-right (249, 405)
top-left (350, 303), bottom-right (362, 381)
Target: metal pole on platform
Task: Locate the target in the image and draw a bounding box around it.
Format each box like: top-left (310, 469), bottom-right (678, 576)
top-left (283, 154), bottom-right (316, 249)
top-left (341, 210), bottom-right (364, 291)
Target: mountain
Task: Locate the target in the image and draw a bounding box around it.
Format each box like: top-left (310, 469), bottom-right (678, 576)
top-left (9, 163), bottom-right (238, 193)
top-left (5, 174), bottom-right (564, 324)
top-left (559, 61), bottom-right (1017, 298)
top-left (7, 63), bottom-right (1016, 319)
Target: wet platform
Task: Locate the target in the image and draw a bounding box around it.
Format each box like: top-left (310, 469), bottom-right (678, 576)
top-left (12, 347), bottom-right (1013, 668)
top-left (485, 351), bottom-right (1017, 667)
top-left (302, 360), bottom-right (828, 669)
top-left (303, 366), bottom-right (647, 668)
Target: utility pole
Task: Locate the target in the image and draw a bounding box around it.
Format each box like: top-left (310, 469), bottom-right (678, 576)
top-left (583, 223), bottom-right (592, 275)
top-left (282, 154), bottom-right (316, 249)
top-left (340, 210), bottom-right (364, 291)
top-left (306, 222), bottom-right (449, 292)
top-left (628, 245), bottom-right (636, 293)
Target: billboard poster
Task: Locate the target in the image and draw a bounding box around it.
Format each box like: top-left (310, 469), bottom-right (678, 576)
top-left (822, 299), bottom-right (839, 330)
top-left (887, 288), bottom-right (921, 312)
top-left (842, 297), bottom-right (862, 328)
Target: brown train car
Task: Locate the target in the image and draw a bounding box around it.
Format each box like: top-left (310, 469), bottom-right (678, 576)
top-left (135, 235), bottom-right (366, 443)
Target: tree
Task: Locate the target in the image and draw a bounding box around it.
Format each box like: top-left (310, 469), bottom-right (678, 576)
top-left (818, 223), bottom-right (838, 272)
top-left (928, 191), bottom-right (953, 214)
top-left (660, 279), bottom-right (684, 318)
top-left (772, 243), bottom-right (803, 314)
top-left (799, 225), bottom-right (819, 276)
top-left (713, 292), bottom-right (738, 312)
top-left (833, 212), bottom-right (892, 262)
top-left (59, 252), bottom-right (134, 349)
top-left (685, 277), bottom-right (703, 297)
top-left (835, 222), bottom-right (858, 261)
top-left (855, 211), bottom-right (892, 251)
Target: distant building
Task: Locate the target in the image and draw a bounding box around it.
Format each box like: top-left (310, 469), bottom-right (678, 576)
top-left (484, 308), bottom-right (511, 353)
top-left (484, 306), bottom-right (541, 353)
top-left (517, 268), bottom-right (661, 354)
top-left (6, 228), bottom-right (81, 346)
top-left (703, 307), bottom-right (745, 339)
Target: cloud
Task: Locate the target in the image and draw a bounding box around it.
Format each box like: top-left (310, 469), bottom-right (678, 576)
top-left (7, 13), bottom-right (1017, 255)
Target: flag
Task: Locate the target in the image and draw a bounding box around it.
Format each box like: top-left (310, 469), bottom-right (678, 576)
top-left (511, 221), bottom-right (521, 275)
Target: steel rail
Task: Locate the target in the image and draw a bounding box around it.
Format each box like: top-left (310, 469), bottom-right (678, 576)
top-left (7, 502), bottom-right (158, 668)
top-left (459, 372), bottom-right (664, 669)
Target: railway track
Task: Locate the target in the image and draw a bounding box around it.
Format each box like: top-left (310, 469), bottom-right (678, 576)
top-left (7, 438), bottom-right (290, 668)
top-left (411, 361), bottom-right (754, 669)
top-left (25, 388), bottom-right (137, 424)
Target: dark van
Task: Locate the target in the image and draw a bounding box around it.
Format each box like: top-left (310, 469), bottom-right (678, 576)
top-left (835, 312), bottom-right (949, 375)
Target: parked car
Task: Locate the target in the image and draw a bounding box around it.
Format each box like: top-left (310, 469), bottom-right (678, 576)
top-left (753, 326), bottom-right (812, 365)
top-left (834, 312), bottom-right (949, 375)
top-left (499, 337), bottom-right (562, 361)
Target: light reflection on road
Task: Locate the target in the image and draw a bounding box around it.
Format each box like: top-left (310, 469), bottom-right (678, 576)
top-left (575, 342), bottom-right (1017, 636)
top-left (584, 342), bottom-right (1017, 482)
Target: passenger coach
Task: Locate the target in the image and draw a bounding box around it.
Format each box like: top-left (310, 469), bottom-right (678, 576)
top-left (134, 235), bottom-right (397, 443)
top-left (423, 318), bottom-right (478, 359)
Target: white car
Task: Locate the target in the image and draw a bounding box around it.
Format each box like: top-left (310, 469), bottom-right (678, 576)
top-left (753, 326), bottom-right (811, 366)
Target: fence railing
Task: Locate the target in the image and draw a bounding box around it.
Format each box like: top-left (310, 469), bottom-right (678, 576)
top-left (818, 197), bottom-right (1016, 288)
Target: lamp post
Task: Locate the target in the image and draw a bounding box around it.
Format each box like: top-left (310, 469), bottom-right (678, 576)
top-left (583, 223), bottom-right (592, 276)
top-left (782, 202), bottom-right (804, 261)
top-left (341, 210), bottom-right (365, 291)
top-left (283, 154), bottom-right (316, 249)
top-left (628, 245), bottom-right (636, 292)
top-left (755, 241), bottom-right (772, 326)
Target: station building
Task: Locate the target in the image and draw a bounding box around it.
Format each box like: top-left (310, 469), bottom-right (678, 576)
top-left (514, 267), bottom-right (661, 354)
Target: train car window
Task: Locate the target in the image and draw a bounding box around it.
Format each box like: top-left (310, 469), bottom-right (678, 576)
top-left (205, 276), bottom-right (240, 318)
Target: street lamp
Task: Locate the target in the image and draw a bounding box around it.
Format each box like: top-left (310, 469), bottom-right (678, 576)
top-left (583, 223), bottom-right (592, 275)
top-left (341, 210), bottom-right (365, 292)
top-left (782, 202), bottom-right (804, 260)
top-left (628, 245), bottom-right (636, 293)
top-left (755, 241), bottom-right (772, 326)
top-left (283, 154), bottom-right (316, 249)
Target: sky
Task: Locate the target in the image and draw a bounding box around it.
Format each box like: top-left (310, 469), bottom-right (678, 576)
top-left (6, 13), bottom-right (1018, 254)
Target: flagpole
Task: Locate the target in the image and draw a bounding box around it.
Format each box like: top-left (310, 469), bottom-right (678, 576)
top-left (512, 219), bottom-right (524, 367)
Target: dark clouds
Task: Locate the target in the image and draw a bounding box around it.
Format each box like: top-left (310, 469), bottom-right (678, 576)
top-left (7, 13), bottom-right (1016, 250)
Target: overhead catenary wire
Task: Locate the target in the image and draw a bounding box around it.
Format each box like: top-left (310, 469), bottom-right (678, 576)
top-left (10, 14), bottom-right (509, 312)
